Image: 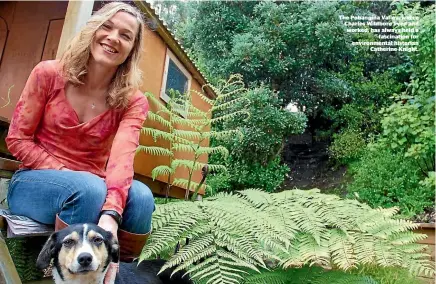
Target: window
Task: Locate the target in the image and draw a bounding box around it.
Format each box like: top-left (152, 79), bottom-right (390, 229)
top-left (160, 49), bottom-right (192, 111)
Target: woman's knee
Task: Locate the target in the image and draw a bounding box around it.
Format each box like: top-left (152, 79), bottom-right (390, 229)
top-left (61, 171), bottom-right (107, 224)
top-left (127, 180), bottom-right (155, 209)
top-left (122, 180), bottom-right (154, 233)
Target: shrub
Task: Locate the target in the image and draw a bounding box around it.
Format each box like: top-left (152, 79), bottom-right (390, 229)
top-left (211, 86), bottom-right (306, 194)
top-left (329, 129), bottom-right (366, 165)
top-left (347, 147), bottom-right (434, 218)
top-left (207, 157), bottom-right (289, 193)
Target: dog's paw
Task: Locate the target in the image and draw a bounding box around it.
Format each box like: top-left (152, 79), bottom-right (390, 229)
top-left (104, 262), bottom-right (119, 284)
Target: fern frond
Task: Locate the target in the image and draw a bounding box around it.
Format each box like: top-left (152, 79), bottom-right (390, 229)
top-left (174, 129), bottom-right (202, 140)
top-left (144, 92), bottom-right (167, 110)
top-left (141, 127), bottom-right (174, 142)
top-left (329, 229), bottom-right (357, 270)
top-left (172, 143), bottom-right (196, 153)
top-left (211, 97), bottom-right (250, 112)
top-left (173, 178), bottom-right (206, 192)
top-left (151, 166), bottom-right (174, 180)
top-left (147, 112), bottom-right (172, 128)
top-left (136, 146), bottom-right (173, 157)
top-left (211, 111), bottom-right (250, 124)
top-left (196, 146), bottom-right (229, 158)
top-left (171, 159), bottom-right (196, 171)
top-left (191, 89), bottom-right (215, 105)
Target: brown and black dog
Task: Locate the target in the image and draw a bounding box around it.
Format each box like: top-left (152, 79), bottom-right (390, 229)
top-left (36, 223), bottom-right (192, 284)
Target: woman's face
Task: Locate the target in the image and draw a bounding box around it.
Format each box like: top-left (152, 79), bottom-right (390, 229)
top-left (90, 11), bottom-right (139, 68)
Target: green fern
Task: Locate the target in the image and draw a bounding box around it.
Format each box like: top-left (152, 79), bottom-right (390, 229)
top-left (136, 76), bottom-right (249, 200)
top-left (240, 267), bottom-right (379, 284)
top-left (140, 189), bottom-right (434, 284)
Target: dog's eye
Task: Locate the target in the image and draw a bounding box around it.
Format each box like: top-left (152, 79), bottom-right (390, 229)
top-left (93, 237), bottom-right (103, 244)
top-left (63, 239), bottom-right (76, 246)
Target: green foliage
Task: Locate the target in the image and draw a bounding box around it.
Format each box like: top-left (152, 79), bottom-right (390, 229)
top-left (377, 3), bottom-right (435, 175)
top-left (218, 86), bottom-right (307, 165)
top-left (355, 265), bottom-right (424, 284)
top-left (210, 157), bottom-right (290, 193)
top-left (179, 1), bottom-right (352, 111)
top-left (329, 129), bottom-right (366, 165)
top-left (346, 3), bottom-right (435, 218)
top-left (141, 189), bottom-right (434, 284)
top-left (209, 86), bottom-right (306, 194)
top-left (242, 267), bottom-right (379, 284)
top-left (6, 237), bottom-right (46, 282)
top-left (347, 147), bottom-right (434, 218)
top-left (379, 94), bottom-right (435, 174)
top-left (137, 76), bottom-right (249, 200)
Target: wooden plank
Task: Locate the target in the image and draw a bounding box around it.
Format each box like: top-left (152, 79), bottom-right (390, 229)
top-left (56, 0), bottom-right (94, 59)
top-left (0, 158), bottom-right (19, 172)
top-left (0, 235), bottom-right (22, 284)
top-left (0, 2), bottom-right (67, 122)
top-left (42, 19), bottom-right (65, 61)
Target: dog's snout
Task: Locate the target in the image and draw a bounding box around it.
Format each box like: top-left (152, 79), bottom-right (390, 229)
top-left (78, 252), bottom-right (93, 267)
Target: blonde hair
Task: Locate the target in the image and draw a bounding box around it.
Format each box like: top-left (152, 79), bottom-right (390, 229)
top-left (60, 2), bottom-right (145, 109)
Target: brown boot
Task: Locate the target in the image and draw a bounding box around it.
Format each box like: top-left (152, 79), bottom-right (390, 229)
top-left (55, 214), bottom-right (69, 231)
top-left (117, 228), bottom-right (150, 262)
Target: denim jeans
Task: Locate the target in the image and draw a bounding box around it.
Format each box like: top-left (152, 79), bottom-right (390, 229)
top-left (7, 169), bottom-right (154, 234)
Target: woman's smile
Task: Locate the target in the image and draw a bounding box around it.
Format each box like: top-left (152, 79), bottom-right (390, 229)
top-left (90, 11), bottom-right (139, 68)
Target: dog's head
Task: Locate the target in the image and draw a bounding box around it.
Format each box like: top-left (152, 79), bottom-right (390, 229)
top-left (37, 223), bottom-right (119, 283)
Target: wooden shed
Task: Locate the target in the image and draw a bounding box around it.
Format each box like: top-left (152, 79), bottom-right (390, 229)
top-left (0, 1), bottom-right (214, 199)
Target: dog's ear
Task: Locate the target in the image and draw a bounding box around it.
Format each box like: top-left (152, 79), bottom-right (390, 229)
top-left (36, 232), bottom-right (57, 269)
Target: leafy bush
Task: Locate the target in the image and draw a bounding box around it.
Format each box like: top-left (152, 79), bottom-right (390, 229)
top-left (141, 189), bottom-right (434, 284)
top-left (379, 94), bottom-right (435, 176)
top-left (347, 3), bottom-right (435, 218)
top-left (242, 266), bottom-right (379, 284)
top-left (347, 147), bottom-right (434, 218)
top-left (210, 86), bottom-right (306, 194)
top-left (218, 86), bottom-right (307, 165)
top-left (329, 129), bottom-right (366, 165)
top-left (209, 157), bottom-right (290, 193)
top-left (355, 265), bottom-right (423, 284)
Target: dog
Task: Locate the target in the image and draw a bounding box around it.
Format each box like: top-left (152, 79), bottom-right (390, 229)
top-left (36, 223), bottom-right (193, 284)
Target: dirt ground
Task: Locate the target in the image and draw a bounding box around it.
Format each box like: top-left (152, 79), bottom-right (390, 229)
top-left (280, 134), bottom-right (349, 196)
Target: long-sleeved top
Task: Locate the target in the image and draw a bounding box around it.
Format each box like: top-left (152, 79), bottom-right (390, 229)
top-left (6, 60), bottom-right (149, 215)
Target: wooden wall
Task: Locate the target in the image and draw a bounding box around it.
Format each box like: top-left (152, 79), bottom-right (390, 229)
top-left (0, 1), bottom-right (68, 122)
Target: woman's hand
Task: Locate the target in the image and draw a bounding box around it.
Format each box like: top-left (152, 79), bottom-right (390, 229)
top-left (98, 214), bottom-right (119, 241)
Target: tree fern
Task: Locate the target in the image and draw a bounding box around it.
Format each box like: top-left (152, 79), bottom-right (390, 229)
top-left (136, 77), bottom-right (249, 200)
top-left (140, 189), bottom-right (435, 284)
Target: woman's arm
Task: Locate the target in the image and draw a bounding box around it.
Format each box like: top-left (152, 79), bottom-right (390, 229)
top-left (6, 61), bottom-right (65, 170)
top-left (102, 91), bottom-right (149, 216)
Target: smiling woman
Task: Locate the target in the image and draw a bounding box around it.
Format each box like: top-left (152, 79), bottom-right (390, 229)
top-left (5, 1), bottom-right (154, 270)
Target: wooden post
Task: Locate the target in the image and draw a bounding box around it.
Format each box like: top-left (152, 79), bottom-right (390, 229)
top-left (56, 0), bottom-right (94, 59)
top-left (0, 234), bottom-right (22, 284)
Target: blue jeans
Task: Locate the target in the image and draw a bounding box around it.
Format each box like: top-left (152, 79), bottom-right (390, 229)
top-left (7, 169), bottom-right (154, 234)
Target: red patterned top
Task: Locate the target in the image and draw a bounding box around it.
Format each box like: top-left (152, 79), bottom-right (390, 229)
top-left (6, 60), bottom-right (149, 215)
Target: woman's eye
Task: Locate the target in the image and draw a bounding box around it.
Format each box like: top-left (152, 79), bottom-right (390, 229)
top-left (101, 24), bottom-right (111, 30)
top-left (122, 34), bottom-right (131, 40)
